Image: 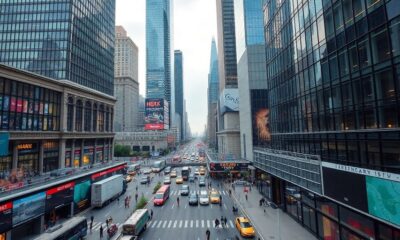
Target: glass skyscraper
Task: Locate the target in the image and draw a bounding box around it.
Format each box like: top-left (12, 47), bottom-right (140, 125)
top-left (208, 38), bottom-right (219, 105)
top-left (0, 0), bottom-right (115, 95)
top-left (146, 0), bottom-right (174, 106)
top-left (174, 50), bottom-right (184, 140)
top-left (254, 0), bottom-right (400, 238)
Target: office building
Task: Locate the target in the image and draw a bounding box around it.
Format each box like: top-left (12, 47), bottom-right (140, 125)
top-left (0, 0), bottom-right (115, 95)
top-left (216, 0), bottom-right (241, 158)
top-left (234, 0), bottom-right (268, 163)
top-left (146, 0), bottom-right (175, 127)
top-left (255, 0), bottom-right (400, 239)
top-left (207, 38), bottom-right (220, 149)
top-left (114, 26), bottom-right (139, 132)
top-left (137, 95), bottom-right (146, 130)
top-left (174, 50), bottom-right (184, 141)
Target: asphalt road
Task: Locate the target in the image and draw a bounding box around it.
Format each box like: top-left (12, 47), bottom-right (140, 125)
top-left (83, 167), bottom-right (254, 240)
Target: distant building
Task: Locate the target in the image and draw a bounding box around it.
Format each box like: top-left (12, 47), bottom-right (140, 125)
top-left (0, 1), bottom-right (115, 95)
top-left (146, 0), bottom-right (174, 127)
top-left (114, 26), bottom-right (139, 132)
top-left (174, 50), bottom-right (184, 141)
top-left (137, 95), bottom-right (146, 130)
top-left (207, 38), bottom-right (219, 149)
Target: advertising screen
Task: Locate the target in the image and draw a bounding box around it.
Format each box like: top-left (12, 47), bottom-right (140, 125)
top-left (250, 90), bottom-right (270, 146)
top-left (13, 192), bottom-right (46, 226)
top-left (366, 176), bottom-right (400, 226)
top-left (0, 202), bottom-right (12, 233)
top-left (219, 89), bottom-right (239, 114)
top-left (73, 178), bottom-right (91, 214)
top-left (45, 182), bottom-right (74, 211)
top-left (145, 98), bottom-right (165, 130)
top-left (209, 162), bottom-right (249, 172)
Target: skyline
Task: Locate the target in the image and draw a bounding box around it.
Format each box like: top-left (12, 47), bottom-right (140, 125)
top-left (116, 0), bottom-right (218, 135)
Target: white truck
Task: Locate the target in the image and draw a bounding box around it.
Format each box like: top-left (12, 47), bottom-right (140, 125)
top-left (91, 174), bottom-right (123, 208)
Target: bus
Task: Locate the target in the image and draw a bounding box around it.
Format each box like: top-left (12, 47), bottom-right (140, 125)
top-left (127, 163), bottom-right (141, 176)
top-left (181, 166), bottom-right (190, 181)
top-left (34, 216), bottom-right (87, 240)
top-left (172, 155), bottom-right (181, 163)
top-left (152, 160), bottom-right (166, 173)
top-left (122, 209), bottom-right (150, 236)
top-left (153, 185), bottom-right (170, 206)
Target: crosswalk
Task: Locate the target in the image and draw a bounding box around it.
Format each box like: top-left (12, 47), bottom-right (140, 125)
top-left (169, 190), bottom-right (228, 196)
top-left (89, 219), bottom-right (235, 231)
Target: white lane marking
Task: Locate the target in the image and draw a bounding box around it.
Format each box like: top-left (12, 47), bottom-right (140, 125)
top-left (168, 220), bottom-right (173, 228)
top-left (162, 220), bottom-right (168, 228)
top-left (173, 220), bottom-right (178, 228)
top-left (151, 220), bottom-right (157, 228)
top-left (171, 204), bottom-right (175, 209)
top-left (157, 220), bottom-right (163, 228)
top-left (184, 220), bottom-right (188, 228)
top-left (207, 220), bottom-right (210, 228)
top-left (229, 220), bottom-right (234, 228)
top-left (210, 204), bottom-right (213, 208)
top-left (179, 220), bottom-right (183, 228)
top-left (190, 220), bottom-right (193, 228)
top-left (185, 204), bottom-right (187, 209)
top-left (195, 220), bottom-right (199, 228)
top-left (224, 204), bottom-right (227, 210)
top-left (201, 220), bottom-right (204, 228)
top-left (104, 211), bottom-right (111, 217)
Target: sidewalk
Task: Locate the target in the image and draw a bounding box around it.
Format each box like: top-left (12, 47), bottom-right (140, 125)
top-left (229, 184), bottom-right (316, 240)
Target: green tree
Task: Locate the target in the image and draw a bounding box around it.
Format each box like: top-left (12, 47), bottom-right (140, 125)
top-left (114, 144), bottom-right (131, 157)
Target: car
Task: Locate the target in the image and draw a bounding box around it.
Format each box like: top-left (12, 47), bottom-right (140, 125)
top-left (176, 176), bottom-right (183, 184)
top-left (209, 189), bottom-right (220, 204)
top-left (163, 176), bottom-right (171, 184)
top-left (125, 175), bottom-right (133, 182)
top-left (199, 177), bottom-right (206, 187)
top-left (143, 168), bottom-right (152, 174)
top-left (194, 169), bottom-right (200, 175)
top-left (180, 185), bottom-right (189, 196)
top-left (235, 217), bottom-right (255, 238)
top-left (170, 170), bottom-right (177, 178)
top-left (165, 166), bottom-right (172, 174)
top-left (199, 190), bottom-right (209, 205)
top-left (140, 175), bottom-right (150, 184)
top-left (199, 167), bottom-right (206, 175)
top-left (188, 191), bottom-right (198, 205)
top-left (189, 173), bottom-right (195, 182)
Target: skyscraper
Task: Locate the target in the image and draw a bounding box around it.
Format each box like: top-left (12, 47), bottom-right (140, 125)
top-left (207, 38), bottom-right (219, 149)
top-left (174, 50), bottom-right (184, 141)
top-left (114, 26), bottom-right (139, 132)
top-left (234, 0), bottom-right (268, 162)
top-left (0, 1), bottom-right (115, 95)
top-left (216, 0), bottom-right (240, 158)
top-left (146, 0), bottom-right (175, 128)
top-left (254, 0), bottom-right (400, 238)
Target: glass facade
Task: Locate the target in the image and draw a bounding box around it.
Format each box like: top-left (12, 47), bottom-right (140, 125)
top-left (146, 0), bottom-right (173, 104)
top-left (208, 39), bottom-right (219, 105)
top-left (0, 0), bottom-right (115, 95)
top-left (263, 0), bottom-right (400, 174)
top-left (174, 50), bottom-right (184, 140)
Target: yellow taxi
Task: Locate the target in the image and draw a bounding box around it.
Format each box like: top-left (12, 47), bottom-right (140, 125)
top-left (176, 176), bottom-right (183, 184)
top-left (125, 175), bottom-right (133, 182)
top-left (199, 167), bottom-right (206, 175)
top-left (170, 170), bottom-right (177, 178)
top-left (235, 217), bottom-right (255, 238)
top-left (209, 189), bottom-right (220, 204)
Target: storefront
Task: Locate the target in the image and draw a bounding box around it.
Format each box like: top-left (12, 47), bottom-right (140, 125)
top-left (255, 170), bottom-right (272, 199)
top-left (83, 140), bottom-right (94, 166)
top-left (43, 141), bottom-right (59, 172)
top-left (44, 181), bottom-right (74, 228)
top-left (16, 142), bottom-right (39, 175)
top-left (208, 161), bottom-right (250, 179)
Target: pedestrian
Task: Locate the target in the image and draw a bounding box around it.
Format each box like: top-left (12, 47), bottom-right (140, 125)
top-left (151, 209), bottom-right (153, 219)
top-left (229, 189), bottom-right (232, 196)
top-left (220, 216), bottom-right (224, 228)
top-left (135, 193), bottom-right (138, 202)
top-left (223, 217), bottom-right (227, 227)
top-left (100, 225), bottom-right (103, 239)
top-left (90, 220), bottom-right (93, 233)
top-left (136, 185), bottom-right (138, 191)
top-left (90, 215), bottom-right (94, 224)
top-left (106, 218), bottom-right (109, 227)
top-left (117, 197), bottom-right (120, 205)
top-left (214, 218), bottom-right (220, 228)
top-left (206, 228), bottom-right (211, 240)
top-left (245, 194), bottom-right (248, 201)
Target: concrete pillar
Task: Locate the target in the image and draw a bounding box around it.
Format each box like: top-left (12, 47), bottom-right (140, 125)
top-left (59, 139), bottom-right (66, 169)
top-left (12, 142), bottom-right (18, 170)
top-left (40, 215), bottom-right (45, 233)
top-left (39, 141), bottom-right (44, 174)
top-left (72, 97), bottom-right (76, 132)
top-left (6, 230), bottom-right (11, 240)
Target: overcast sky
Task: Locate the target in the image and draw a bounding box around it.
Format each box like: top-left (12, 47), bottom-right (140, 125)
top-left (116, 0), bottom-right (218, 135)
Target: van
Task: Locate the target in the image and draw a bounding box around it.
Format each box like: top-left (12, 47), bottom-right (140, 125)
top-left (121, 209), bottom-right (150, 237)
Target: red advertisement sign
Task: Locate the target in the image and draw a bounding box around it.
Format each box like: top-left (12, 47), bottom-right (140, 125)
top-left (46, 182), bottom-right (75, 195)
top-left (145, 123), bottom-right (164, 130)
top-left (0, 202), bottom-right (12, 212)
top-left (16, 99), bottom-right (23, 113)
top-left (91, 164), bottom-right (126, 181)
top-left (0, 202), bottom-right (12, 233)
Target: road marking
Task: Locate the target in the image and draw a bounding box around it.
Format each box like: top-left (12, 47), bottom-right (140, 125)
top-left (229, 220), bottom-right (234, 228)
top-left (190, 220), bottom-right (193, 228)
top-left (104, 211), bottom-right (111, 217)
top-left (185, 204), bottom-right (187, 209)
top-left (184, 220), bottom-right (188, 228)
top-left (151, 220), bottom-right (157, 228)
top-left (207, 220), bottom-right (210, 228)
top-left (179, 220), bottom-right (183, 228)
top-left (196, 220), bottom-right (199, 228)
top-left (162, 220), bottom-right (168, 228)
top-left (173, 220), bottom-right (178, 228)
top-left (168, 220), bottom-right (173, 228)
top-left (224, 204), bottom-right (227, 210)
top-left (157, 221), bottom-right (163, 228)
top-left (171, 204), bottom-right (175, 209)
top-left (201, 220), bottom-right (204, 228)
top-left (210, 204), bottom-right (213, 208)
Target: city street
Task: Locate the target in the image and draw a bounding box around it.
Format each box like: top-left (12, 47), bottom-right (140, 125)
top-left (82, 166), bottom-right (260, 240)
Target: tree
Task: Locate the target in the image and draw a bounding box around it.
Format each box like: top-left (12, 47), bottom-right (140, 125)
top-left (114, 144), bottom-right (131, 157)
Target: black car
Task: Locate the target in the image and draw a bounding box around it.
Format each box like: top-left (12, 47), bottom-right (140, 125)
top-left (165, 166), bottom-right (172, 174)
top-left (180, 185), bottom-right (190, 196)
top-left (188, 191), bottom-right (198, 205)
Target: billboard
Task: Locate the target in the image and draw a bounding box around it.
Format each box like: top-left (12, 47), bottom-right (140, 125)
top-left (145, 98), bottom-right (169, 130)
top-left (250, 90), bottom-right (270, 146)
top-left (73, 178), bottom-right (91, 214)
top-left (13, 192), bottom-right (46, 226)
top-left (45, 182), bottom-right (74, 211)
top-left (0, 132), bottom-right (9, 156)
top-left (0, 202), bottom-right (12, 233)
top-left (209, 162), bottom-right (249, 172)
top-left (220, 89), bottom-right (239, 114)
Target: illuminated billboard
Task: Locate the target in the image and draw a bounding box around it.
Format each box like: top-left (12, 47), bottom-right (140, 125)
top-left (250, 90), bottom-right (271, 146)
top-left (145, 98), bottom-right (169, 130)
top-left (219, 88), bottom-right (239, 114)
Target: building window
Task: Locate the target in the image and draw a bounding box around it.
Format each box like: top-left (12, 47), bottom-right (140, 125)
top-left (84, 101), bottom-right (92, 131)
top-left (371, 28), bottom-right (391, 64)
top-left (75, 100), bottom-right (83, 132)
top-left (92, 103), bottom-right (97, 132)
top-left (105, 106), bottom-right (110, 132)
top-left (98, 104), bottom-right (104, 132)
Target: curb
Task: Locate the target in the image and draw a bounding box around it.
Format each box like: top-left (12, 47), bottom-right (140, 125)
top-left (223, 183), bottom-right (266, 240)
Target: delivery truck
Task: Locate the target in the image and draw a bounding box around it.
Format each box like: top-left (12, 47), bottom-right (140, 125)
top-left (118, 209), bottom-right (150, 239)
top-left (91, 174), bottom-right (123, 208)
